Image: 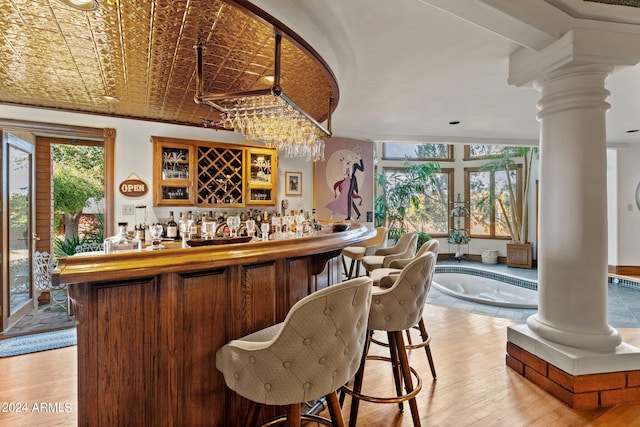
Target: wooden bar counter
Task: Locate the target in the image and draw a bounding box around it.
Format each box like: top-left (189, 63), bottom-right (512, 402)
top-left (53, 222), bottom-right (373, 427)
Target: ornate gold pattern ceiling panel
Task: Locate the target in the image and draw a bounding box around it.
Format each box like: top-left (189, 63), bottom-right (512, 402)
top-left (585, 0), bottom-right (640, 7)
top-left (0, 0), bottom-right (338, 128)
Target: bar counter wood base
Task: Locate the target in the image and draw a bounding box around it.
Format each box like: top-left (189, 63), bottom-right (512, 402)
top-left (54, 223), bottom-right (373, 427)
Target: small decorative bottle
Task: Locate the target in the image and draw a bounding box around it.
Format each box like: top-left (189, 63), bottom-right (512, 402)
top-left (104, 222), bottom-right (141, 253)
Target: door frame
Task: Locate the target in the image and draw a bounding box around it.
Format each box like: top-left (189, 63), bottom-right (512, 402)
top-left (1, 131), bottom-right (36, 329)
top-left (0, 119), bottom-right (115, 331)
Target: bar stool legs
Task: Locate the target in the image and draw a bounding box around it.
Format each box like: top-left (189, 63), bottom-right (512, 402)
top-left (244, 402), bottom-right (260, 427)
top-left (342, 330), bottom-right (423, 427)
top-left (341, 254), bottom-right (362, 280)
top-left (243, 397), bottom-right (345, 427)
top-left (416, 319), bottom-right (437, 379)
top-left (369, 317), bottom-right (437, 380)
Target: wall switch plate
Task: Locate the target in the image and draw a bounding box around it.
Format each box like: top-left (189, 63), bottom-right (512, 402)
top-left (123, 204), bottom-right (134, 215)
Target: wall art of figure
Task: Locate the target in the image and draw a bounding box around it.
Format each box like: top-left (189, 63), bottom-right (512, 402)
top-left (325, 151), bottom-right (364, 220)
top-left (315, 138), bottom-right (373, 222)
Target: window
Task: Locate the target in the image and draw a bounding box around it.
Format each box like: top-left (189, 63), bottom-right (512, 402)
top-left (465, 166), bottom-right (521, 239)
top-left (464, 144), bottom-right (506, 160)
top-left (379, 167), bottom-right (453, 237)
top-left (382, 142), bottom-right (452, 161)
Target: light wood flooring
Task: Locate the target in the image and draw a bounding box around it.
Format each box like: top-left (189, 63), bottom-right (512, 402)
top-left (2, 305), bottom-right (640, 426)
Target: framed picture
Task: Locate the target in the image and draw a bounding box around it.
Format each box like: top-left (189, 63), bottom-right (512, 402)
top-left (285, 171), bottom-right (302, 196)
top-left (314, 137), bottom-right (374, 222)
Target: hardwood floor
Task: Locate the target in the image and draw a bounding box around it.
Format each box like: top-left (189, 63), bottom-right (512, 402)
top-left (0, 345), bottom-right (77, 427)
top-left (2, 305), bottom-right (640, 426)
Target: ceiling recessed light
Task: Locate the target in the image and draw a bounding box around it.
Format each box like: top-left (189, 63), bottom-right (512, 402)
top-left (101, 95), bottom-right (120, 103)
top-left (449, 120), bottom-right (460, 125)
top-left (57, 0), bottom-right (98, 11)
top-left (626, 129), bottom-right (639, 133)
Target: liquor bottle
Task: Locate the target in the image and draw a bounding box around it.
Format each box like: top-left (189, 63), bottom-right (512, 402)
top-left (260, 211), bottom-right (270, 242)
top-left (104, 222), bottom-right (141, 253)
top-left (166, 210), bottom-right (178, 240)
top-left (187, 211), bottom-right (196, 238)
top-left (195, 210), bottom-right (202, 237)
top-left (177, 212), bottom-right (185, 240)
top-left (135, 223), bottom-right (145, 242)
top-left (312, 208), bottom-right (320, 231)
top-left (302, 211), bottom-right (311, 235)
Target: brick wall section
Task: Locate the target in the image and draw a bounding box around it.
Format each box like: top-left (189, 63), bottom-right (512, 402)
top-left (35, 138), bottom-right (53, 254)
top-left (506, 342), bottom-right (640, 409)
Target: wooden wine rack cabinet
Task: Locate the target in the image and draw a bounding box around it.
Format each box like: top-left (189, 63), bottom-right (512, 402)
top-left (197, 145), bottom-right (243, 206)
top-left (151, 136), bottom-right (277, 207)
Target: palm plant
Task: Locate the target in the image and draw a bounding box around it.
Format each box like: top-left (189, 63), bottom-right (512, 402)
top-left (481, 146), bottom-right (537, 244)
top-left (375, 161), bottom-right (440, 241)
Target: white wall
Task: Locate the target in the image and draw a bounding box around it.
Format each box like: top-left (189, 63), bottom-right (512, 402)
top-left (613, 145), bottom-right (640, 266)
top-left (607, 149), bottom-right (618, 265)
top-left (277, 156), bottom-right (315, 214)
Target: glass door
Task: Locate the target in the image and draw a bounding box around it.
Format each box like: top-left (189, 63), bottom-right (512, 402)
top-left (2, 131), bottom-right (35, 330)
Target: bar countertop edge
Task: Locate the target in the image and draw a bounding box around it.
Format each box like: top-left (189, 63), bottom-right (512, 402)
top-left (53, 221), bottom-right (374, 285)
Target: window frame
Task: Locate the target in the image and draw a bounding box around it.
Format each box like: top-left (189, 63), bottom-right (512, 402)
top-left (380, 166), bottom-right (454, 238)
top-left (463, 144), bottom-right (507, 161)
top-left (382, 142), bottom-right (453, 161)
top-left (464, 165), bottom-right (522, 240)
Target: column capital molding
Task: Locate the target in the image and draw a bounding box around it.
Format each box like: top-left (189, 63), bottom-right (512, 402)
top-left (534, 63), bottom-right (613, 119)
top-left (509, 26), bottom-right (640, 87)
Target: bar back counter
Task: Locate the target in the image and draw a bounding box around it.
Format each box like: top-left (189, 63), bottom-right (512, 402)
top-left (53, 222), bottom-right (373, 426)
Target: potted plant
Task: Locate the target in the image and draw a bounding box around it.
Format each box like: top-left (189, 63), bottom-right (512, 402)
top-left (447, 229), bottom-right (470, 244)
top-left (417, 230), bottom-right (431, 251)
top-left (482, 146), bottom-right (538, 268)
top-left (447, 229), bottom-right (470, 260)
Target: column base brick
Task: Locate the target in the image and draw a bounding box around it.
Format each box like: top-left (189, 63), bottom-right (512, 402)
top-left (507, 342), bottom-right (640, 409)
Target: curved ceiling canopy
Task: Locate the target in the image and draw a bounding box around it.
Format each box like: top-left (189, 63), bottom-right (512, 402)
top-left (0, 0), bottom-right (338, 129)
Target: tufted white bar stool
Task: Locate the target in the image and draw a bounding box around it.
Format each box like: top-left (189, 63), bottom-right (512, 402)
top-left (361, 232), bottom-right (418, 274)
top-left (342, 252), bottom-right (436, 427)
top-left (368, 239), bottom-right (439, 379)
top-left (369, 239), bottom-right (439, 288)
top-left (341, 227), bottom-right (387, 279)
top-left (216, 276), bottom-right (373, 427)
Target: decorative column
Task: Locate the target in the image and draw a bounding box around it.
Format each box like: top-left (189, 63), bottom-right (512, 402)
top-left (507, 62), bottom-right (640, 409)
top-left (527, 63), bottom-right (621, 351)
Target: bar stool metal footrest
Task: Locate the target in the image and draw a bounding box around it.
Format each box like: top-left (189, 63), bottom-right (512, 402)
top-left (369, 320), bottom-right (437, 379)
top-left (340, 354), bottom-right (423, 404)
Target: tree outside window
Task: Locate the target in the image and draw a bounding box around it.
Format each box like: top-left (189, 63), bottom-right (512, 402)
top-left (53, 144), bottom-right (104, 256)
top-left (376, 164), bottom-right (452, 240)
top-left (466, 166), bottom-right (521, 239)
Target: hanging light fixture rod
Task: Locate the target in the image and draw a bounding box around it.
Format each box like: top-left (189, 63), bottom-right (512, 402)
top-left (193, 33), bottom-right (331, 138)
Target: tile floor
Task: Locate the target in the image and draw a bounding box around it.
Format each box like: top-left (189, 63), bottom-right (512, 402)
top-left (1, 290), bottom-right (75, 337)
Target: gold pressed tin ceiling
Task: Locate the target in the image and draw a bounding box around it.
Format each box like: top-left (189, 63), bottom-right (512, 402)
top-left (584, 0), bottom-right (640, 6)
top-left (0, 0), bottom-right (338, 128)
